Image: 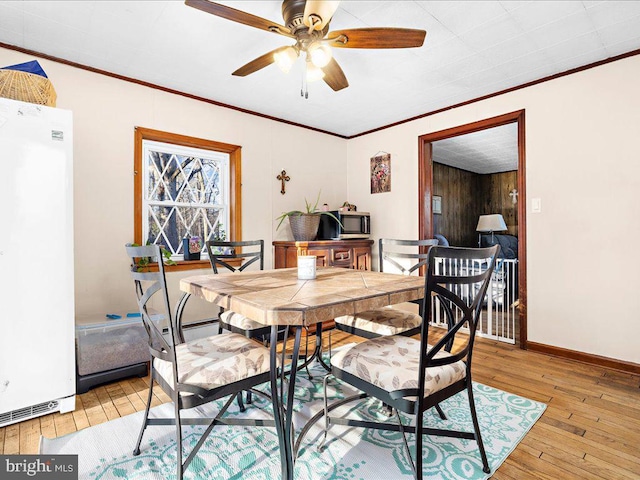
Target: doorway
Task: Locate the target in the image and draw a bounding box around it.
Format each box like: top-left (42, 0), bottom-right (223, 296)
top-left (418, 110), bottom-right (527, 348)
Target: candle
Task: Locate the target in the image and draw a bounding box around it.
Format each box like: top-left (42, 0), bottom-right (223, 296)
top-left (297, 256), bottom-right (316, 280)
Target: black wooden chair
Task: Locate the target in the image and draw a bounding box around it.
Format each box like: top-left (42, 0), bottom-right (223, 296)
top-left (321, 245), bottom-right (500, 479)
top-left (333, 238), bottom-right (439, 339)
top-left (126, 244), bottom-right (278, 479)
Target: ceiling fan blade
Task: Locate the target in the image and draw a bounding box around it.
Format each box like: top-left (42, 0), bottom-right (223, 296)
top-left (322, 57), bottom-right (348, 91)
top-left (232, 46), bottom-right (291, 77)
top-left (185, 0), bottom-right (293, 38)
top-left (326, 27), bottom-right (426, 49)
top-left (304, 0), bottom-right (341, 31)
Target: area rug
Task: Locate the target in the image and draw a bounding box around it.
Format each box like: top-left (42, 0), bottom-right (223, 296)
top-left (41, 361), bottom-right (545, 479)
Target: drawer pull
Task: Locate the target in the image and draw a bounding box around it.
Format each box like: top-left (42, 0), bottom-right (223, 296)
top-left (335, 250), bottom-right (351, 261)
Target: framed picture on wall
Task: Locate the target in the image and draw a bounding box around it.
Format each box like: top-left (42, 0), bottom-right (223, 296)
top-left (370, 153), bottom-right (391, 194)
top-left (432, 195), bottom-right (442, 214)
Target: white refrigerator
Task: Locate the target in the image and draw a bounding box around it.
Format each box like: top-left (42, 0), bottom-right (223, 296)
top-left (0, 97), bottom-right (75, 426)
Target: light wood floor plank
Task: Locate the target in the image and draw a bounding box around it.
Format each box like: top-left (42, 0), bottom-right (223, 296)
top-left (561, 413), bottom-right (639, 447)
top-left (18, 418), bottom-right (41, 454)
top-left (52, 412), bottom-right (76, 438)
top-left (3, 424), bottom-right (20, 455)
top-left (498, 458), bottom-right (546, 480)
top-left (533, 421), bottom-right (640, 475)
top-left (507, 448), bottom-right (569, 480)
top-left (39, 413), bottom-right (57, 441)
top-left (70, 395), bottom-right (90, 432)
top-left (92, 386), bottom-right (120, 421)
top-left (524, 429), bottom-right (588, 460)
top-left (120, 379), bottom-right (148, 412)
top-left (539, 450), bottom-right (622, 480)
top-left (585, 453), bottom-right (640, 480)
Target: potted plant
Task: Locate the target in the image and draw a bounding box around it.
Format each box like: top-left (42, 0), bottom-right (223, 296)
top-left (127, 242), bottom-right (176, 271)
top-left (276, 192), bottom-right (342, 241)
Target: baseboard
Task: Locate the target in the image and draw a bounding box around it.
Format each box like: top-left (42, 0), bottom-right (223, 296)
top-left (527, 342), bottom-right (640, 374)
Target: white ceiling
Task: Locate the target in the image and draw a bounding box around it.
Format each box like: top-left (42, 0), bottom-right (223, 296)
top-left (1, 1), bottom-right (640, 139)
top-left (433, 123), bottom-right (518, 174)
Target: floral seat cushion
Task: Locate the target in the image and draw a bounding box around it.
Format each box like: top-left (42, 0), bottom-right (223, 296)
top-left (154, 332), bottom-right (272, 392)
top-left (220, 310), bottom-right (270, 331)
top-left (330, 335), bottom-right (466, 397)
top-left (334, 307), bottom-right (421, 336)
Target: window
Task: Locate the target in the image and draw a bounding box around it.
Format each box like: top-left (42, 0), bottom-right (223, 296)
top-left (134, 127), bottom-right (241, 269)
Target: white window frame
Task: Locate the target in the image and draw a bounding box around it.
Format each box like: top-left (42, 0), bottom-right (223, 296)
top-left (141, 139), bottom-right (230, 260)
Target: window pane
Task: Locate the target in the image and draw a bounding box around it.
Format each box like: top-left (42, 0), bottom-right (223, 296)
top-left (147, 151), bottom-right (181, 202)
top-left (205, 208), bottom-right (226, 241)
top-left (139, 134), bottom-right (234, 261)
top-left (147, 205), bottom-right (185, 254)
top-left (200, 160), bottom-right (222, 205)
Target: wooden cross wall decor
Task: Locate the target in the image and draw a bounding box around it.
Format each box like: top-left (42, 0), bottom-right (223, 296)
top-left (277, 170), bottom-right (290, 195)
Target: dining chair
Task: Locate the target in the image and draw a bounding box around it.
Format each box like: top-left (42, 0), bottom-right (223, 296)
top-left (125, 244), bottom-right (278, 480)
top-left (321, 245), bottom-right (500, 479)
top-left (205, 239), bottom-right (273, 343)
top-left (206, 239), bottom-right (300, 405)
top-left (333, 238), bottom-right (439, 339)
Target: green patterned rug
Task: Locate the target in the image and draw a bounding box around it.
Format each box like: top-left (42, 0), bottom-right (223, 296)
top-left (41, 361), bottom-right (545, 479)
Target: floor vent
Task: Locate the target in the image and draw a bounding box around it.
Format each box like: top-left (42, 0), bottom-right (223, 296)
top-left (0, 400), bottom-right (59, 427)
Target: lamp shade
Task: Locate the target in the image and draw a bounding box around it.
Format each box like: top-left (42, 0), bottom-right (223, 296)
top-left (476, 214), bottom-right (507, 232)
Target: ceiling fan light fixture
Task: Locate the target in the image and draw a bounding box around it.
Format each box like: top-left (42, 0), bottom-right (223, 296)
top-left (303, 1), bottom-right (341, 31)
top-left (308, 43), bottom-right (332, 68)
top-left (274, 46), bottom-right (298, 73)
top-left (306, 62), bottom-right (325, 82)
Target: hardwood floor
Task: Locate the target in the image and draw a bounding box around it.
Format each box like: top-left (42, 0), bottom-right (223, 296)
top-left (1, 329), bottom-right (639, 479)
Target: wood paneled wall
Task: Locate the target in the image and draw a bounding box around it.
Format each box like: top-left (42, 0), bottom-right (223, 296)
top-left (478, 170), bottom-right (518, 237)
top-left (432, 163), bottom-right (479, 247)
top-left (432, 163), bottom-right (518, 247)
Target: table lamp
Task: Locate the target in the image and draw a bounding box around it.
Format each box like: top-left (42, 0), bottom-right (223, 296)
top-left (476, 214), bottom-right (507, 247)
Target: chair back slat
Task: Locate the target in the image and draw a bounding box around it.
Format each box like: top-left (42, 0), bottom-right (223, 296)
top-left (379, 238), bottom-right (439, 275)
top-left (419, 245), bottom-right (500, 375)
top-left (205, 240), bottom-right (264, 274)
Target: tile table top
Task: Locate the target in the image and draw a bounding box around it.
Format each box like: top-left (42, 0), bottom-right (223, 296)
top-left (180, 267), bottom-right (425, 327)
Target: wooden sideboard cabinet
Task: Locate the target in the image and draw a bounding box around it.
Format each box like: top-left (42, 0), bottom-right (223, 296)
top-left (273, 239), bottom-right (374, 271)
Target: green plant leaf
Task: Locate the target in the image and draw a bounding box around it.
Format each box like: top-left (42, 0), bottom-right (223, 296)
top-left (275, 190), bottom-right (344, 230)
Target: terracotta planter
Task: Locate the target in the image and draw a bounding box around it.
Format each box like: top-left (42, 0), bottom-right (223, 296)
top-left (289, 214), bottom-right (321, 241)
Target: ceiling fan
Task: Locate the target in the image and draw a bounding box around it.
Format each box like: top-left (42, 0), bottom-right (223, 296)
top-left (185, 0), bottom-right (427, 94)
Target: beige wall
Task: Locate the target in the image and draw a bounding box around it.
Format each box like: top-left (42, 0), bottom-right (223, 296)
top-left (346, 54), bottom-right (640, 365)
top-left (0, 47), bottom-right (348, 322)
top-left (3, 46), bottom-right (639, 365)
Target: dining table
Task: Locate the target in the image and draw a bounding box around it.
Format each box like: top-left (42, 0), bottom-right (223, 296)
top-left (178, 266), bottom-right (425, 479)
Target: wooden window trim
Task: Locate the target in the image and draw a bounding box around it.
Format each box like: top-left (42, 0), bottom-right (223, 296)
top-left (134, 127), bottom-right (242, 271)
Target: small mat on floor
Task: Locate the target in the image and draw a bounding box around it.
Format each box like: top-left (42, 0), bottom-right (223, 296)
top-left (41, 361), bottom-right (545, 479)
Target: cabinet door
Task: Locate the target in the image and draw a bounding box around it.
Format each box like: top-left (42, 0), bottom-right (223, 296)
top-left (308, 248), bottom-right (331, 267)
top-left (353, 247), bottom-right (371, 271)
top-left (274, 245), bottom-right (288, 268)
top-left (274, 245), bottom-right (300, 268)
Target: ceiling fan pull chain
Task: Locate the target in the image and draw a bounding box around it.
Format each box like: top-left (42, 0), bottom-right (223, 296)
top-left (301, 72), bottom-right (309, 99)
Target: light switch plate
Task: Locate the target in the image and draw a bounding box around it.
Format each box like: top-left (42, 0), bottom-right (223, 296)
top-left (532, 198), bottom-right (542, 213)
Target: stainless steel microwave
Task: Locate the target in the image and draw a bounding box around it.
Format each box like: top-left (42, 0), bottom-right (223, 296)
top-left (317, 211), bottom-right (371, 240)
